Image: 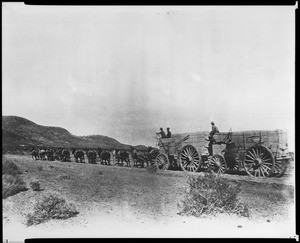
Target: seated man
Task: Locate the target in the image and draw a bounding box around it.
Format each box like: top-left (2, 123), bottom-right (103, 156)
top-left (208, 121), bottom-right (219, 156)
top-left (156, 127), bottom-right (167, 138)
top-left (166, 127), bottom-right (172, 138)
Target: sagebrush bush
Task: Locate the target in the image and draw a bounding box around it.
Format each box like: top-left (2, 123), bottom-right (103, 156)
top-left (178, 173), bottom-right (249, 218)
top-left (146, 164), bottom-right (158, 173)
top-left (37, 166), bottom-right (43, 171)
top-left (26, 194), bottom-right (79, 226)
top-left (60, 174), bottom-right (71, 179)
top-left (30, 180), bottom-right (41, 191)
top-left (2, 174), bottom-right (27, 199)
top-left (2, 159), bottom-right (22, 176)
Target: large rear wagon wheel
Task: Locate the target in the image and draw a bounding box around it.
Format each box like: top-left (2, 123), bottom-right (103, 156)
top-left (179, 145), bottom-right (201, 172)
top-left (243, 145), bottom-right (274, 178)
top-left (156, 153), bottom-right (170, 170)
top-left (208, 154), bottom-right (227, 174)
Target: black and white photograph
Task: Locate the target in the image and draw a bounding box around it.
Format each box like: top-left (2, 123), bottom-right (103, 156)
top-left (2, 3), bottom-right (296, 240)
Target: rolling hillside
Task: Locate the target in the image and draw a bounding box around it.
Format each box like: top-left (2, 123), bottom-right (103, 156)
top-left (2, 116), bottom-right (137, 150)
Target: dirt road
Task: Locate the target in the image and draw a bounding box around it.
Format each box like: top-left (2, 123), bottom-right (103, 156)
top-left (2, 154), bottom-right (296, 239)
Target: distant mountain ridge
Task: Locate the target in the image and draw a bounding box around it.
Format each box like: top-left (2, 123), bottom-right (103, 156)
top-left (2, 116), bottom-right (147, 150)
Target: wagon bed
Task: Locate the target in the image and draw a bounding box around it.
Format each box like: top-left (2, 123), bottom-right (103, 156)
top-left (156, 129), bottom-right (290, 177)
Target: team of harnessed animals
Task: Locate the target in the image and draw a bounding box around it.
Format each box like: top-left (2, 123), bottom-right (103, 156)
top-left (30, 146), bottom-right (159, 167)
top-left (30, 122), bottom-right (291, 178)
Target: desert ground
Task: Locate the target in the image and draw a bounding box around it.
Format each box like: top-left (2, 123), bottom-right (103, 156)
top-left (2, 154), bottom-right (296, 240)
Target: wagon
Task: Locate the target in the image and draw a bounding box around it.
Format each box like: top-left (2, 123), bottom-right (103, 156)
top-left (155, 129), bottom-right (291, 178)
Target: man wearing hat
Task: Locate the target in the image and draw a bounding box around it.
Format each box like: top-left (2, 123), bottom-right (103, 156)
top-left (166, 127), bottom-right (172, 138)
top-left (208, 121), bottom-right (219, 155)
top-left (210, 122), bottom-right (219, 137)
top-left (156, 127), bottom-right (167, 138)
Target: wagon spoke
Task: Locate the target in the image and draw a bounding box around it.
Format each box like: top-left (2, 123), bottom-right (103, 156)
top-left (181, 153), bottom-right (188, 158)
top-left (252, 148), bottom-right (258, 158)
top-left (191, 150), bottom-right (196, 157)
top-left (258, 168), bottom-right (262, 177)
top-left (260, 166), bottom-right (267, 177)
top-left (257, 148), bottom-right (263, 159)
top-left (248, 150), bottom-right (256, 159)
top-left (262, 164), bottom-right (272, 171)
top-left (182, 150), bottom-right (189, 157)
top-left (262, 157), bottom-right (272, 162)
top-left (260, 150), bottom-right (264, 158)
top-left (191, 165), bottom-right (197, 172)
top-left (260, 153), bottom-right (267, 161)
top-left (262, 162), bottom-right (273, 166)
top-left (274, 163), bottom-right (281, 172)
top-left (244, 159), bottom-right (255, 163)
top-left (186, 148), bottom-right (191, 156)
top-left (246, 153), bottom-right (256, 160)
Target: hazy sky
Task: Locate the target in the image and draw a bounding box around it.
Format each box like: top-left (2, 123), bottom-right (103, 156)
top-left (2, 4), bottom-right (295, 149)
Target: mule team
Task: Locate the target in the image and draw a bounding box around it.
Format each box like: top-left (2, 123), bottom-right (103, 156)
top-left (30, 146), bottom-right (159, 167)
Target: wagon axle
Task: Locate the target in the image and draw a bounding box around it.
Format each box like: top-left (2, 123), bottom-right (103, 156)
top-left (254, 158), bottom-right (263, 166)
top-left (187, 156), bottom-right (193, 163)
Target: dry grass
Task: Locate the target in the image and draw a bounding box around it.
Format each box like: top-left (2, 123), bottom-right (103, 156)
top-left (145, 164), bottom-right (158, 173)
top-left (2, 159), bottom-right (27, 198)
top-left (3, 174), bottom-right (27, 199)
top-left (178, 173), bottom-right (250, 218)
top-left (2, 154), bottom-right (294, 235)
top-left (26, 194), bottom-right (79, 226)
top-left (2, 159), bottom-right (22, 176)
top-left (30, 180), bottom-right (42, 191)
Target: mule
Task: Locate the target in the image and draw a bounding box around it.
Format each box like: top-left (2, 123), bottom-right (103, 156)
top-left (74, 150), bottom-right (85, 163)
top-left (62, 149), bottom-right (71, 162)
top-left (130, 146), bottom-right (147, 168)
top-left (38, 149), bottom-right (47, 160)
top-left (87, 149), bottom-right (97, 164)
top-left (31, 149), bottom-right (39, 160)
top-left (116, 150), bottom-right (130, 167)
top-left (101, 151), bottom-right (111, 165)
top-left (46, 148), bottom-right (54, 161)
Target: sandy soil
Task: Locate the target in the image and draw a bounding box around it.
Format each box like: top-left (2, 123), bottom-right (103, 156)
top-left (2, 154), bottom-right (296, 240)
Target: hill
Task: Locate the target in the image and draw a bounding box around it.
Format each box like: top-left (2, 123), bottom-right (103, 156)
top-left (2, 116), bottom-right (133, 150)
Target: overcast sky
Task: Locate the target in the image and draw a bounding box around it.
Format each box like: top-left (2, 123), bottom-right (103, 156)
top-left (2, 4), bottom-right (295, 150)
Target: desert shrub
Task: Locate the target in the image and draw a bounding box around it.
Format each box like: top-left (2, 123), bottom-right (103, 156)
top-left (2, 159), bottom-right (22, 176)
top-left (2, 174), bottom-right (27, 199)
top-left (26, 194), bottom-right (79, 226)
top-left (146, 164), bottom-right (158, 173)
top-left (178, 173), bottom-right (249, 218)
top-left (30, 180), bottom-right (41, 191)
top-left (37, 165), bottom-right (43, 171)
top-left (60, 174), bottom-right (71, 179)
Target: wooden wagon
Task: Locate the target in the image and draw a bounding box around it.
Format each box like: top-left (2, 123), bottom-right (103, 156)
top-left (155, 129), bottom-right (291, 178)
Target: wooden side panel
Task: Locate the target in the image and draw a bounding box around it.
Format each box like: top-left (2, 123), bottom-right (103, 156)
top-left (158, 129), bottom-right (289, 157)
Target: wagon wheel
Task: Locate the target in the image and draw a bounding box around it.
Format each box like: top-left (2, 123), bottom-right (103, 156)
top-left (179, 145), bottom-right (201, 172)
top-left (227, 161), bottom-right (239, 171)
top-left (208, 154), bottom-right (227, 174)
top-left (243, 145), bottom-right (274, 178)
top-left (155, 153), bottom-right (170, 170)
top-left (224, 155), bottom-right (239, 171)
top-left (273, 158), bottom-right (290, 177)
